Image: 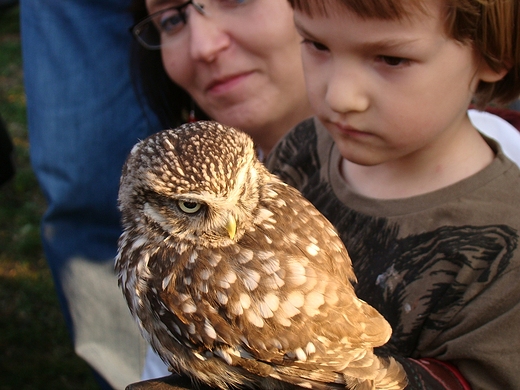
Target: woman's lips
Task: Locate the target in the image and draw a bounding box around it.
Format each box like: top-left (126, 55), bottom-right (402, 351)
top-left (206, 72), bottom-right (253, 95)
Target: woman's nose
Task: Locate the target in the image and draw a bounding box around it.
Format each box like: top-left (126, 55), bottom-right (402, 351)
top-left (188, 8), bottom-right (231, 62)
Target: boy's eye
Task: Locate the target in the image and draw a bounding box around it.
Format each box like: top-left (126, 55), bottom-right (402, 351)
top-left (302, 39), bottom-right (329, 52)
top-left (378, 55), bottom-right (409, 66)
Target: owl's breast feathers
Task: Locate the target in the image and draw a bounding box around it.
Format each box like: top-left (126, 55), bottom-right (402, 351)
top-left (118, 176), bottom-right (394, 385)
top-left (116, 122), bottom-right (406, 389)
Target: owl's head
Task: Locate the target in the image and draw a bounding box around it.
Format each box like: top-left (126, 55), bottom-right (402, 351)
top-left (119, 121), bottom-right (263, 247)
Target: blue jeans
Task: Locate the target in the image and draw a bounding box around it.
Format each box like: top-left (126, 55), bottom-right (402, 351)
top-left (20, 1), bottom-right (161, 388)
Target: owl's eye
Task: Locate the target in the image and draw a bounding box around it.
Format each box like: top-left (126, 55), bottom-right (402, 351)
top-left (178, 200), bottom-right (202, 214)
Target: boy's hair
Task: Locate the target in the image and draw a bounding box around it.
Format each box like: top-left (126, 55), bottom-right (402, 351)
top-left (288, 0), bottom-right (520, 109)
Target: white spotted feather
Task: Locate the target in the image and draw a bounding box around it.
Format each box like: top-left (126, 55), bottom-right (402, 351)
top-left (116, 121), bottom-right (407, 390)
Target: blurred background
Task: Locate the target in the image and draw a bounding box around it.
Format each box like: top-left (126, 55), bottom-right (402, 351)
top-left (0, 3), bottom-right (99, 388)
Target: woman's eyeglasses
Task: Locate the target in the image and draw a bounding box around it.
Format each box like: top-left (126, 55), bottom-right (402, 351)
top-left (131, 0), bottom-right (206, 50)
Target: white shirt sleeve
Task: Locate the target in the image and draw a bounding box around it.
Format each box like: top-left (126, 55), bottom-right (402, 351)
top-left (141, 344), bottom-right (171, 380)
top-left (469, 109), bottom-right (520, 167)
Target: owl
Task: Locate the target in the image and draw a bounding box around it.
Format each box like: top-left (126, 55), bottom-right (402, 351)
top-left (116, 121), bottom-right (407, 390)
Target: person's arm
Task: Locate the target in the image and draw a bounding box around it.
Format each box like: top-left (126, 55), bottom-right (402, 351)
top-left (409, 264), bottom-right (520, 389)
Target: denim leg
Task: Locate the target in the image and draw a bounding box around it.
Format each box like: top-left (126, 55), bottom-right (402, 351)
top-left (20, 0), bottom-right (161, 388)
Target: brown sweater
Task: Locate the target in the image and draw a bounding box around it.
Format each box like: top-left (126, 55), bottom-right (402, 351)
top-left (267, 117), bottom-right (520, 390)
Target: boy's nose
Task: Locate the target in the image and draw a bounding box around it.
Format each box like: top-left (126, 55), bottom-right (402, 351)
top-left (325, 64), bottom-right (370, 114)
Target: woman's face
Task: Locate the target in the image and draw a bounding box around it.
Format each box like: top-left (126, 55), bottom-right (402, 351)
top-left (146, 0), bottom-right (312, 152)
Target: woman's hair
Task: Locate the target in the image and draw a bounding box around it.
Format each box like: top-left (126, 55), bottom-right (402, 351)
top-left (288, 0), bottom-right (520, 109)
top-left (129, 0), bottom-right (209, 128)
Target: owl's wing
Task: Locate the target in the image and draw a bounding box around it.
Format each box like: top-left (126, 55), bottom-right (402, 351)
top-left (254, 178), bottom-right (393, 344)
top-left (159, 176), bottom-right (393, 374)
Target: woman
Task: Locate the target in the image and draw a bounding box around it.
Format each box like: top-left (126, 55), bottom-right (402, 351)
top-left (130, 0), bottom-right (313, 157)
top-left (130, 0), bottom-right (314, 379)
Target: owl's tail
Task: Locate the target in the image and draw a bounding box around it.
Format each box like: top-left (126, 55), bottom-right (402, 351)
top-left (265, 355), bottom-right (407, 390)
top-left (341, 356), bottom-right (408, 390)
top-left (371, 357), bottom-right (408, 389)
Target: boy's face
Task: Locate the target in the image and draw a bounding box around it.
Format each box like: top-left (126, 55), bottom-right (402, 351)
top-left (294, 1), bottom-right (497, 166)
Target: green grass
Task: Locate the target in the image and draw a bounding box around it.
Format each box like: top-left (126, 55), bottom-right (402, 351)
top-left (0, 5), bottom-right (100, 389)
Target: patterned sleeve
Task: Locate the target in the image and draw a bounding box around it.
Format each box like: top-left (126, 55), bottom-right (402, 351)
top-left (414, 259), bottom-right (520, 389)
top-left (393, 258), bottom-right (520, 389)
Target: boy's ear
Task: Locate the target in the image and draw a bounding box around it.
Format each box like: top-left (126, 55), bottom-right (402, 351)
top-left (477, 60), bottom-right (509, 83)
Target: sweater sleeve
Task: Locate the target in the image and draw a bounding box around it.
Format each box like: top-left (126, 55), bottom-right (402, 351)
top-left (413, 263), bottom-right (520, 389)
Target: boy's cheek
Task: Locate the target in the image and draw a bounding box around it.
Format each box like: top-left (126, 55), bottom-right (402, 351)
top-left (302, 72), bottom-right (328, 113)
top-left (307, 87), bottom-right (328, 116)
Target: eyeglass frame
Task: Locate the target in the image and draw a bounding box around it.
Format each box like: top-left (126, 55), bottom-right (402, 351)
top-left (131, 0), bottom-right (207, 50)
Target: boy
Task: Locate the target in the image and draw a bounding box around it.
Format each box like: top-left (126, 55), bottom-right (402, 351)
top-left (267, 0), bottom-right (520, 388)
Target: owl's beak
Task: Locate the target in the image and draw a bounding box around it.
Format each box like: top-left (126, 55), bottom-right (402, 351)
top-left (226, 214), bottom-right (237, 240)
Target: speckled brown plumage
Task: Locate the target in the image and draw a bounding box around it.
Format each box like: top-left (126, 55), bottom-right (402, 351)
top-left (116, 121), bottom-right (407, 390)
